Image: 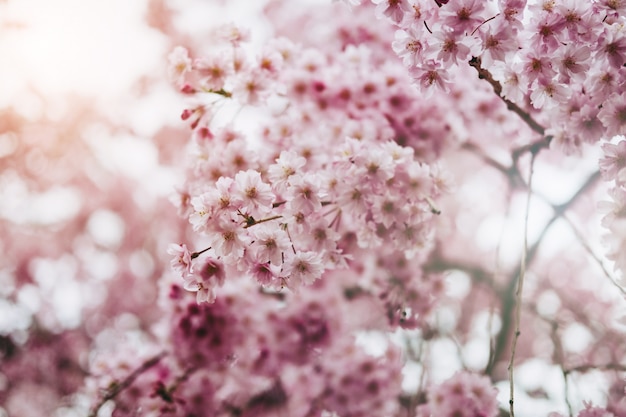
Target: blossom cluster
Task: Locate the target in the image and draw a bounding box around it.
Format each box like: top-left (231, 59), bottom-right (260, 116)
top-left (167, 27), bottom-right (448, 304)
top-left (353, 0), bottom-right (626, 151)
top-left (599, 139), bottom-right (626, 279)
top-left (85, 282), bottom-right (407, 417)
top-left (415, 371), bottom-right (499, 417)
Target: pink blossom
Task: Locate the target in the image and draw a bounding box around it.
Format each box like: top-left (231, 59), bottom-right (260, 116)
top-left (247, 258), bottom-right (282, 286)
top-left (232, 68), bottom-right (270, 105)
top-left (392, 29), bottom-right (430, 67)
top-left (528, 11), bottom-right (566, 52)
top-left (283, 250), bottom-right (324, 287)
top-left (598, 93), bottom-right (626, 138)
top-left (425, 371), bottom-right (499, 417)
top-left (600, 140), bottom-right (626, 182)
top-left (207, 217), bottom-right (247, 259)
top-left (167, 243), bottom-right (193, 278)
top-left (499, 62), bottom-right (526, 104)
top-left (216, 22), bottom-right (250, 46)
top-left (409, 60), bottom-right (451, 94)
top-left (439, 0), bottom-right (486, 35)
top-left (233, 169), bottom-right (275, 214)
top-left (530, 78), bottom-right (571, 109)
top-left (371, 193), bottom-right (409, 228)
top-left (285, 174), bottom-right (322, 215)
top-left (522, 51), bottom-right (556, 84)
top-left (268, 150), bottom-right (307, 193)
top-left (571, 104), bottom-right (604, 144)
top-left (557, 45), bottom-right (591, 82)
top-left (599, 185), bottom-right (626, 227)
top-left (372, 0), bottom-right (412, 24)
top-left (167, 46), bottom-right (192, 87)
top-left (477, 21), bottom-right (519, 67)
top-left (193, 52), bottom-right (232, 91)
top-left (576, 403), bottom-right (616, 417)
top-left (250, 224), bottom-right (291, 265)
top-left (204, 176), bottom-right (237, 213)
top-left (600, 27), bottom-right (626, 68)
top-left (183, 258), bottom-right (226, 303)
top-left (432, 30), bottom-right (473, 65)
top-left (189, 193), bottom-right (211, 231)
top-left (595, 0), bottom-right (626, 16)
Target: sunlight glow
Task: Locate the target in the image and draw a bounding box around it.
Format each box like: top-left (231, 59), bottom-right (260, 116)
top-left (0, 0), bottom-right (165, 105)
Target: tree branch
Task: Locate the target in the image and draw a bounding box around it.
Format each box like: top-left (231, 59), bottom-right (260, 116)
top-left (468, 57), bottom-right (546, 137)
top-left (508, 152), bottom-right (536, 417)
top-left (88, 351), bottom-right (167, 417)
top-left (487, 171), bottom-right (601, 376)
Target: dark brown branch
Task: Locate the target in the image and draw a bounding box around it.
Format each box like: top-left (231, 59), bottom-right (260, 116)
top-left (88, 351), bottom-right (167, 417)
top-left (468, 57), bottom-right (546, 137)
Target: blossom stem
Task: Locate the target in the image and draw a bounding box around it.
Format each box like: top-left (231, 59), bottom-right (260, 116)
top-left (471, 14), bottom-right (500, 36)
top-left (425, 196), bottom-right (441, 215)
top-left (508, 153), bottom-right (536, 417)
top-left (243, 215), bottom-right (283, 229)
top-left (88, 351), bottom-right (167, 417)
top-left (468, 57), bottom-right (546, 136)
top-left (191, 247), bottom-right (211, 259)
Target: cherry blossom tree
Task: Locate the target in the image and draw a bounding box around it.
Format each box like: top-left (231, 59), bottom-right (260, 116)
top-left (1, 0), bottom-right (626, 417)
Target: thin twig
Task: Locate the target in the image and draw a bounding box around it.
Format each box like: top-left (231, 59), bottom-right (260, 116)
top-left (561, 214), bottom-right (626, 297)
top-left (88, 351), bottom-right (167, 417)
top-left (468, 57), bottom-right (546, 137)
top-left (548, 319), bottom-right (573, 417)
top-left (508, 152), bottom-right (536, 416)
top-left (564, 363), bottom-right (626, 374)
top-left (488, 171), bottom-right (602, 375)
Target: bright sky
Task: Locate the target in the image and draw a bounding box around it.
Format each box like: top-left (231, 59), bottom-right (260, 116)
top-left (0, 0), bottom-right (165, 108)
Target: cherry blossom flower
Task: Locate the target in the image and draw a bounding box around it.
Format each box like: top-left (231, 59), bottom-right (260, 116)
top-left (216, 22), bottom-right (251, 46)
top-left (193, 52), bottom-right (232, 91)
top-left (233, 169), bottom-right (275, 215)
top-left (598, 92), bottom-right (626, 138)
top-left (183, 258), bottom-right (226, 303)
top-left (571, 104), bottom-right (604, 143)
top-left (600, 27), bottom-right (626, 68)
top-left (232, 69), bottom-right (270, 105)
top-left (268, 150), bottom-right (307, 193)
top-left (556, 45), bottom-right (591, 82)
top-left (250, 224), bottom-right (291, 265)
top-left (576, 403), bottom-right (617, 417)
top-left (432, 29), bottom-right (473, 65)
top-left (204, 176), bottom-right (237, 214)
top-left (530, 78), bottom-right (571, 109)
top-left (424, 371), bottom-right (499, 417)
top-left (522, 51), bottom-right (556, 84)
top-left (439, 0), bottom-right (486, 35)
top-left (207, 217), bottom-right (248, 259)
top-left (247, 257), bottom-right (282, 286)
top-left (372, 0), bottom-right (412, 24)
top-left (167, 46), bottom-right (192, 87)
top-left (189, 193), bottom-right (211, 232)
top-left (409, 60), bottom-right (451, 94)
top-left (529, 11), bottom-right (566, 52)
top-left (167, 243), bottom-right (193, 278)
top-left (477, 22), bottom-right (518, 67)
top-left (283, 251), bottom-right (324, 287)
top-left (595, 0), bottom-right (626, 17)
top-left (600, 140), bottom-right (626, 182)
top-left (392, 29), bottom-right (430, 67)
top-left (285, 174), bottom-right (323, 215)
